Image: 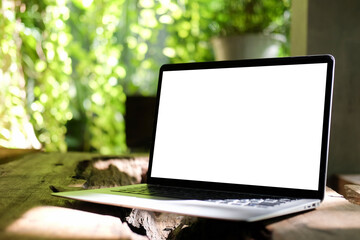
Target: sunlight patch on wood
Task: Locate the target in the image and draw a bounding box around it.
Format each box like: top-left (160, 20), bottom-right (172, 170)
top-left (6, 206), bottom-right (146, 239)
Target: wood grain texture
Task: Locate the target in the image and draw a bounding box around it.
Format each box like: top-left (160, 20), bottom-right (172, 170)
top-left (335, 174), bottom-right (360, 196)
top-left (267, 187), bottom-right (360, 240)
top-left (344, 184), bottom-right (360, 205)
top-left (0, 152), bottom-right (147, 239)
top-left (126, 209), bottom-right (190, 240)
top-left (2, 153), bottom-right (360, 240)
top-left (6, 206), bottom-right (147, 240)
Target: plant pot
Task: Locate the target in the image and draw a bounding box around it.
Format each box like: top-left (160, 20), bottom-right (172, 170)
top-left (211, 33), bottom-right (282, 60)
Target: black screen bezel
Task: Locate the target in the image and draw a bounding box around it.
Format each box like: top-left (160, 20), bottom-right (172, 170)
top-left (147, 55), bottom-right (335, 200)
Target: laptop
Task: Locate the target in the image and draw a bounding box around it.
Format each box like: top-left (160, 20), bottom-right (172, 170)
top-left (53, 54), bottom-right (335, 222)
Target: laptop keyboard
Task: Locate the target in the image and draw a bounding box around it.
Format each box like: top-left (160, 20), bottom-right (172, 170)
top-left (111, 185), bottom-right (296, 208)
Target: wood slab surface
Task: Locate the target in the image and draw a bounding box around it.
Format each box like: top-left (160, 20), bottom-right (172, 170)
top-left (267, 187), bottom-right (360, 240)
top-left (0, 152), bottom-right (147, 239)
top-left (1, 152), bottom-right (360, 240)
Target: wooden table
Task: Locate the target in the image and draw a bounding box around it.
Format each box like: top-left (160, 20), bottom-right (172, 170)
top-left (1, 152), bottom-right (360, 240)
top-left (335, 174), bottom-right (360, 195)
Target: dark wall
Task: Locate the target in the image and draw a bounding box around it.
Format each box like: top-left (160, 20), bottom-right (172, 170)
top-left (306, 0), bottom-right (360, 180)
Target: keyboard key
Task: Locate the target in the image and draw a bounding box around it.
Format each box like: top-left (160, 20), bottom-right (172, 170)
top-left (111, 185), bottom-right (296, 208)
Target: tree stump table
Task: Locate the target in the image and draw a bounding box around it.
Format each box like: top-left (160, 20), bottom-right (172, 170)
top-left (1, 152), bottom-right (360, 239)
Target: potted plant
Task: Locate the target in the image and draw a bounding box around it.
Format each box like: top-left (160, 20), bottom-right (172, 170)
top-left (207, 0), bottom-right (290, 60)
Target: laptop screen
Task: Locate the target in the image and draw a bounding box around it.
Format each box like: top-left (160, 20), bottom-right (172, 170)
top-left (150, 57), bottom-right (333, 192)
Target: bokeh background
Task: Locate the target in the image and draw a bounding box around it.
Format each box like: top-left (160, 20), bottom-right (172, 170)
top-left (0, 0), bottom-right (290, 154)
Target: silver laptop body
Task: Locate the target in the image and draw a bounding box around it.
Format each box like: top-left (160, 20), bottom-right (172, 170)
top-left (53, 55), bottom-right (335, 222)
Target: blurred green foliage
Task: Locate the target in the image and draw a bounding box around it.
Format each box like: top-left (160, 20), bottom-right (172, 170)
top-left (0, 0), bottom-right (290, 154)
top-left (207, 0), bottom-right (290, 36)
top-left (1, 0), bottom-right (72, 151)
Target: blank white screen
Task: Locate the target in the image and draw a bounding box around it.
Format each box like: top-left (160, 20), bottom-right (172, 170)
top-left (151, 63), bottom-right (328, 190)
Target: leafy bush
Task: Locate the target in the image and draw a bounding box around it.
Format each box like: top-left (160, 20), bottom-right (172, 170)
top-left (0, 0), bottom-right (290, 154)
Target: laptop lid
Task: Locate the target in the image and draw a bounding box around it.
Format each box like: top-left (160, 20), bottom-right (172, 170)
top-left (147, 55), bottom-right (335, 200)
